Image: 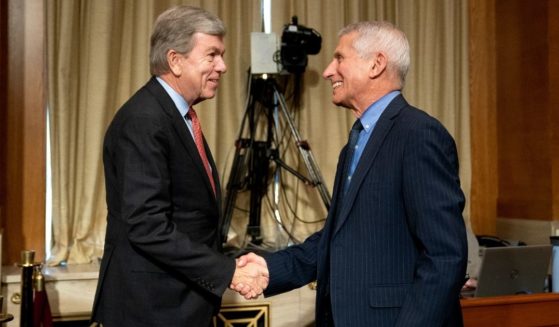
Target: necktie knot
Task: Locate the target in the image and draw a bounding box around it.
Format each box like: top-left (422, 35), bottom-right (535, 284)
top-left (351, 119), bottom-right (364, 132)
top-left (186, 107), bottom-right (197, 121)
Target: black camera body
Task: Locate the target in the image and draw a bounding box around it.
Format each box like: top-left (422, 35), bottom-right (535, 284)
top-left (280, 16), bottom-right (322, 74)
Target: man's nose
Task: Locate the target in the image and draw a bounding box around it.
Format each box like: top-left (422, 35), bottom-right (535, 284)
top-left (322, 60), bottom-right (335, 79)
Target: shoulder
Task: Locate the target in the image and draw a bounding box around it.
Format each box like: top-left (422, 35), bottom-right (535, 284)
top-left (396, 103), bottom-right (452, 141)
top-left (382, 100), bottom-right (457, 157)
top-left (382, 95), bottom-right (441, 128)
top-left (119, 81), bottom-right (164, 117)
top-left (399, 104), bottom-right (440, 127)
top-left (105, 81), bottom-right (173, 143)
top-left (110, 80), bottom-right (171, 127)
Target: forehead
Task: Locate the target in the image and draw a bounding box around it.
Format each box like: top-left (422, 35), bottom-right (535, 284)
top-left (334, 32), bottom-right (358, 55)
top-left (191, 33), bottom-right (225, 52)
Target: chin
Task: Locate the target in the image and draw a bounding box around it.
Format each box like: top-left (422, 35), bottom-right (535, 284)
top-left (332, 100), bottom-right (350, 109)
top-left (203, 91), bottom-right (217, 99)
top-left (331, 98), bottom-right (344, 107)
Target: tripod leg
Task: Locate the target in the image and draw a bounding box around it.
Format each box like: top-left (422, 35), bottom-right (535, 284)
top-left (246, 141), bottom-right (268, 245)
top-left (272, 84), bottom-right (332, 209)
top-left (221, 139), bottom-right (250, 244)
top-left (222, 77), bottom-right (332, 251)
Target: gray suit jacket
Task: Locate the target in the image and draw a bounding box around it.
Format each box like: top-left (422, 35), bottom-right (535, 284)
top-left (264, 95), bottom-right (467, 327)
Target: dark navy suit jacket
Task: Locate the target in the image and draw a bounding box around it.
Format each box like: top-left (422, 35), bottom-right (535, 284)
top-left (264, 95), bottom-right (467, 326)
top-left (91, 77), bottom-right (235, 327)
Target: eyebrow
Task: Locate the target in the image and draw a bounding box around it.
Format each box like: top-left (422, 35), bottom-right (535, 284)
top-left (207, 46), bottom-right (225, 55)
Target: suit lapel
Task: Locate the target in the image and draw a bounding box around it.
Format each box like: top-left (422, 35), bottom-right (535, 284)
top-left (204, 139), bottom-right (222, 201)
top-left (145, 77), bottom-right (219, 202)
top-left (333, 95), bottom-right (408, 235)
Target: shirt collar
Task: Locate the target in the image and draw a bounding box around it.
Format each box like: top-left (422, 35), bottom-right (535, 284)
top-left (156, 76), bottom-right (190, 117)
top-left (359, 90), bottom-right (401, 133)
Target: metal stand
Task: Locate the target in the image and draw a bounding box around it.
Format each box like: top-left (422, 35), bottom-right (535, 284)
top-left (19, 250), bottom-right (38, 327)
top-left (222, 76), bottom-right (330, 249)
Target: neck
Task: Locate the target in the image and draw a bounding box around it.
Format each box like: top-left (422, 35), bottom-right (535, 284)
top-left (158, 73), bottom-right (194, 106)
top-left (353, 85), bottom-right (400, 117)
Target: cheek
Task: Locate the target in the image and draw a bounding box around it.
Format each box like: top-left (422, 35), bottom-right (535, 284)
top-left (202, 62), bottom-right (214, 75)
top-left (199, 71), bottom-right (212, 86)
top-left (345, 70), bottom-right (364, 88)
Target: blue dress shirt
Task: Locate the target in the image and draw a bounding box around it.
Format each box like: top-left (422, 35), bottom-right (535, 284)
top-left (347, 90), bottom-right (401, 182)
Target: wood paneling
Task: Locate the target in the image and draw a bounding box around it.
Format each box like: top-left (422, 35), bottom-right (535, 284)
top-left (468, 0), bottom-right (498, 235)
top-left (550, 2), bottom-right (559, 221)
top-left (470, 0), bottom-right (559, 234)
top-left (1, 0), bottom-right (46, 264)
top-left (0, 0), bottom-right (7, 235)
top-left (495, 0), bottom-right (552, 220)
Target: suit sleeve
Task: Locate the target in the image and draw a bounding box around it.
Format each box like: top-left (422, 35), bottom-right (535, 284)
top-left (263, 146), bottom-right (347, 297)
top-left (108, 111), bottom-right (235, 298)
top-left (263, 230), bottom-right (322, 296)
top-left (396, 118), bottom-right (467, 326)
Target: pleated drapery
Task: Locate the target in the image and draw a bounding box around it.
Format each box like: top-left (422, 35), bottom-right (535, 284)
top-left (46, 0), bottom-right (470, 265)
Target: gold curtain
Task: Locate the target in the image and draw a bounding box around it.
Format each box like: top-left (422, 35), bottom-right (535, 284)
top-left (47, 0), bottom-right (470, 265)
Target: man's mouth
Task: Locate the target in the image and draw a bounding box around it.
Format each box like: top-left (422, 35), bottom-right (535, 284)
top-left (332, 81), bottom-right (343, 89)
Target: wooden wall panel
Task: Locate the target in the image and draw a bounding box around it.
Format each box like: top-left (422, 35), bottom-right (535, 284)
top-left (495, 0), bottom-right (553, 220)
top-left (469, 0), bottom-right (559, 233)
top-left (468, 0), bottom-right (498, 235)
top-left (0, 0), bottom-right (7, 236)
top-left (550, 1), bottom-right (559, 221)
top-left (2, 0), bottom-right (46, 264)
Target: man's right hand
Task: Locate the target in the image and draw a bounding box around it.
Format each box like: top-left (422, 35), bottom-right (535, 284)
top-left (230, 252), bottom-right (269, 299)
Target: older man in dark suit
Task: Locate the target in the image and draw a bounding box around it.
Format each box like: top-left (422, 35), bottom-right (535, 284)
top-left (91, 6), bottom-right (267, 327)
top-left (235, 21), bottom-right (467, 326)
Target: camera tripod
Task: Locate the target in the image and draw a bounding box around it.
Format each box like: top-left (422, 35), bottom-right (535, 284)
top-left (221, 75), bottom-right (331, 248)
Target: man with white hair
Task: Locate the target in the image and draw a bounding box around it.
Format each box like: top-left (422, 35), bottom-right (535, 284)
top-left (235, 21), bottom-right (467, 327)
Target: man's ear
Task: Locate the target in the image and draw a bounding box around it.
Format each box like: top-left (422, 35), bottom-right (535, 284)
top-left (369, 52), bottom-right (387, 79)
top-left (167, 49), bottom-right (182, 76)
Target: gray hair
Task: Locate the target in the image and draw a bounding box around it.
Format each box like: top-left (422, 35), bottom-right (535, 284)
top-left (339, 21), bottom-right (410, 88)
top-left (150, 6), bottom-right (226, 76)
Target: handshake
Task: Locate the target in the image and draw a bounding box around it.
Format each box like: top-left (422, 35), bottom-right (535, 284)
top-left (230, 252), bottom-right (270, 300)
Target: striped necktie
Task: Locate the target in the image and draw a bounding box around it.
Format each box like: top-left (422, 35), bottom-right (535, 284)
top-left (186, 108), bottom-right (216, 195)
